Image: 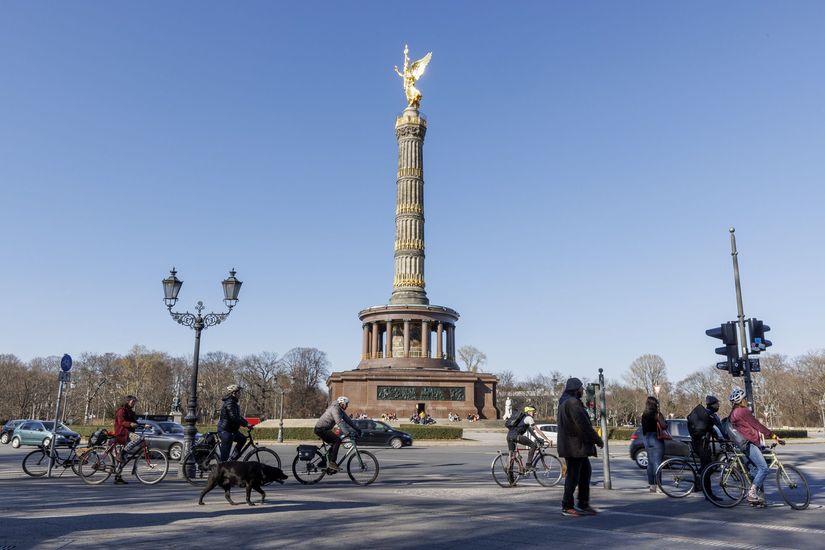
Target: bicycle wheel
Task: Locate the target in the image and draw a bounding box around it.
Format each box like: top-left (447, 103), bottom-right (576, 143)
top-left (656, 458), bottom-right (697, 498)
top-left (182, 448), bottom-right (218, 485)
top-left (533, 453), bottom-right (564, 487)
top-left (244, 447), bottom-right (282, 470)
top-left (22, 449), bottom-right (49, 477)
top-left (134, 449), bottom-right (169, 485)
top-left (291, 449), bottom-right (326, 485)
top-left (491, 453), bottom-right (517, 487)
top-left (776, 465), bottom-right (810, 510)
top-left (80, 448), bottom-right (113, 485)
top-left (72, 449), bottom-right (95, 477)
top-left (702, 461), bottom-right (746, 508)
top-left (347, 450), bottom-right (379, 486)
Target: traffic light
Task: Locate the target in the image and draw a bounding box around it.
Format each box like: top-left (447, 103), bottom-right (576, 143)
top-left (748, 318), bottom-right (772, 353)
top-left (706, 322), bottom-right (739, 372)
top-left (585, 383), bottom-right (597, 422)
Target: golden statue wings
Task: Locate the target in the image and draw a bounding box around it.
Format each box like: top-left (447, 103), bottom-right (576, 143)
top-left (394, 45), bottom-right (432, 109)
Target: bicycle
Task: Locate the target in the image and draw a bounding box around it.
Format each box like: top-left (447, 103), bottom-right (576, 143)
top-left (182, 427), bottom-right (281, 485)
top-left (655, 439), bottom-right (730, 498)
top-left (292, 434), bottom-right (379, 486)
top-left (491, 442), bottom-right (564, 488)
top-left (22, 440), bottom-right (95, 478)
top-left (80, 430), bottom-right (169, 485)
top-left (701, 441), bottom-right (810, 510)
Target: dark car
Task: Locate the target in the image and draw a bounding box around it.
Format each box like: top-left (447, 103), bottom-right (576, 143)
top-left (10, 420), bottom-right (81, 448)
top-left (135, 419), bottom-right (194, 460)
top-left (352, 419), bottom-right (413, 448)
top-left (1, 419), bottom-right (26, 445)
top-left (629, 418), bottom-right (723, 468)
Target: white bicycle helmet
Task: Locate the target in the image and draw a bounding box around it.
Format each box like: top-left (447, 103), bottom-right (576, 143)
top-left (337, 396), bottom-right (350, 406)
top-left (226, 384), bottom-right (242, 393)
top-left (728, 388), bottom-right (746, 404)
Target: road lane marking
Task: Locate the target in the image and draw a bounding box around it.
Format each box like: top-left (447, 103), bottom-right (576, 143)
top-left (603, 510), bottom-right (825, 535)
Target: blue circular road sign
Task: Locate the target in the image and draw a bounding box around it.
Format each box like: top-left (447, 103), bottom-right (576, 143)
top-left (60, 354), bottom-right (73, 372)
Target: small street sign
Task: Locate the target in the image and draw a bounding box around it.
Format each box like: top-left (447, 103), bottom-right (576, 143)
top-left (60, 354), bottom-right (73, 372)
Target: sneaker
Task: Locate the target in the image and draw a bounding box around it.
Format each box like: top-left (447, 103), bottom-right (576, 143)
top-left (747, 490), bottom-right (762, 504)
top-left (576, 506), bottom-right (598, 516)
top-left (326, 463), bottom-right (340, 473)
top-left (113, 477), bottom-right (128, 485)
top-left (561, 508), bottom-right (581, 517)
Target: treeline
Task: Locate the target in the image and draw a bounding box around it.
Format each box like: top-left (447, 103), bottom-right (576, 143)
top-left (0, 346), bottom-right (332, 424)
top-left (495, 350), bottom-right (825, 428)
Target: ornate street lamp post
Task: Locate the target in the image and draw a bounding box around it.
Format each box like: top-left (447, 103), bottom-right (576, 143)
top-left (162, 267), bottom-right (242, 464)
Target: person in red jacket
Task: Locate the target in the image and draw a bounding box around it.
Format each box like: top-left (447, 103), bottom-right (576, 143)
top-left (114, 395), bottom-right (139, 485)
top-left (728, 388), bottom-right (785, 504)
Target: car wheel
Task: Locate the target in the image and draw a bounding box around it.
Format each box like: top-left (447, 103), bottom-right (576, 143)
top-left (634, 449), bottom-right (648, 469)
top-left (0, 432), bottom-right (9, 444)
top-left (389, 437), bottom-right (403, 449)
top-left (42, 437), bottom-right (52, 448)
top-left (169, 443), bottom-right (183, 461)
top-left (11, 436), bottom-right (21, 449)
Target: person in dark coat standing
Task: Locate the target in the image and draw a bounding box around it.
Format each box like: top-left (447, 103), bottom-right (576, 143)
top-left (557, 377), bottom-right (603, 517)
top-left (217, 385), bottom-right (250, 461)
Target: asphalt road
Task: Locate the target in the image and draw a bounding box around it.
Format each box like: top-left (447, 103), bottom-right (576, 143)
top-left (1, 440), bottom-right (823, 549)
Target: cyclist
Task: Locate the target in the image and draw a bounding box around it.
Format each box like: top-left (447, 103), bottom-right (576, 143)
top-left (506, 405), bottom-right (551, 472)
top-left (687, 395), bottom-right (724, 499)
top-left (217, 384), bottom-right (250, 461)
top-left (314, 396), bottom-right (361, 472)
top-left (728, 388), bottom-right (785, 504)
top-left (113, 395), bottom-right (140, 485)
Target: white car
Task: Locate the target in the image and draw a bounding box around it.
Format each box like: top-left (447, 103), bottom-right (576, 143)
top-left (526, 423), bottom-right (558, 446)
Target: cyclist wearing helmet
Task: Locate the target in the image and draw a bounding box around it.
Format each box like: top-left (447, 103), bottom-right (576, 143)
top-left (728, 388), bottom-right (785, 504)
top-left (506, 406), bottom-right (550, 471)
top-left (217, 384), bottom-right (249, 461)
top-left (314, 396), bottom-right (362, 472)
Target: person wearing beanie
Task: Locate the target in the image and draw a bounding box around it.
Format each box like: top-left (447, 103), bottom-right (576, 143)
top-left (557, 377), bottom-right (604, 517)
top-left (687, 395), bottom-right (725, 500)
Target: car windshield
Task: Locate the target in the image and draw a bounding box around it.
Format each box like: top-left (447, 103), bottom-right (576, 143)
top-left (157, 422), bottom-right (184, 434)
top-left (40, 422), bottom-right (71, 431)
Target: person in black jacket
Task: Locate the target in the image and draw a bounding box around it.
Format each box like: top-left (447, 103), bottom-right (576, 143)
top-left (217, 385), bottom-right (250, 461)
top-left (687, 395), bottom-right (724, 499)
top-left (557, 378), bottom-right (603, 517)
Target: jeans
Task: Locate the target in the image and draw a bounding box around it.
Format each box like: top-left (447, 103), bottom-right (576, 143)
top-left (643, 432), bottom-right (664, 485)
top-left (218, 430), bottom-right (246, 462)
top-left (562, 457), bottom-right (592, 510)
top-left (746, 443), bottom-right (769, 489)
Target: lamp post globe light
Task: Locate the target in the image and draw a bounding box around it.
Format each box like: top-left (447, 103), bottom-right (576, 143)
top-left (162, 267), bottom-right (242, 465)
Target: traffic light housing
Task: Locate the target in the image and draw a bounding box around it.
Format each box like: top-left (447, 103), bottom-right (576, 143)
top-left (585, 383), bottom-right (597, 422)
top-left (706, 322), bottom-right (739, 372)
top-left (748, 318), bottom-right (772, 353)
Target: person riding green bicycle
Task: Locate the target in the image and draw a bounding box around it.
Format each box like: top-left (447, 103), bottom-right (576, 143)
top-left (728, 388), bottom-right (785, 504)
top-left (314, 396), bottom-right (362, 472)
top-left (506, 406), bottom-right (551, 472)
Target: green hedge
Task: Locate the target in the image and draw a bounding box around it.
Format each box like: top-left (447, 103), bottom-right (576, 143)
top-left (607, 427), bottom-right (638, 440)
top-left (398, 425), bottom-right (463, 440)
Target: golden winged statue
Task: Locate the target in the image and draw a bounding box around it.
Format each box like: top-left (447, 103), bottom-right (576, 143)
top-left (394, 45), bottom-right (432, 109)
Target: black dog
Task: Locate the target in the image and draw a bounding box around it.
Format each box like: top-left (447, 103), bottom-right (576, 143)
top-left (198, 461), bottom-right (288, 506)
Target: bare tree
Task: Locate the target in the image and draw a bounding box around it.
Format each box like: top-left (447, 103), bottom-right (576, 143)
top-left (457, 345), bottom-right (487, 372)
top-left (281, 347), bottom-right (330, 417)
top-left (625, 354), bottom-right (669, 396)
top-left (238, 352), bottom-right (282, 419)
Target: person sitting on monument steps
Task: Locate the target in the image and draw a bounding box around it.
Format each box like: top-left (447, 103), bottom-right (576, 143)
top-left (314, 396), bottom-right (362, 472)
top-left (506, 405), bottom-right (551, 473)
top-left (218, 385), bottom-right (249, 462)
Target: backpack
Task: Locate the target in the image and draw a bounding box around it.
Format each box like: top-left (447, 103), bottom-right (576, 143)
top-left (721, 417), bottom-right (750, 451)
top-left (687, 405), bottom-right (711, 439)
top-left (505, 411), bottom-right (526, 429)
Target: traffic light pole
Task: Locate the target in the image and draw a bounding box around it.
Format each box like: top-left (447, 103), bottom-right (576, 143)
top-left (729, 228), bottom-right (755, 414)
top-left (598, 368), bottom-right (612, 490)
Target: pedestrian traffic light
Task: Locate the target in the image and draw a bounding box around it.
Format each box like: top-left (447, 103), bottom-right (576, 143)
top-left (706, 322), bottom-right (739, 372)
top-left (748, 318), bottom-right (772, 354)
top-left (585, 383), bottom-right (597, 422)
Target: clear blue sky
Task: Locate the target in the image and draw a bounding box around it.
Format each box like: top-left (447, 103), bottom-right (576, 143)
top-left (2, 2), bottom-right (823, 384)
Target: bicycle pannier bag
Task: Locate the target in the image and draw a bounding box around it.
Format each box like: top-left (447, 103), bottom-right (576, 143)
top-left (297, 445), bottom-right (316, 461)
top-left (89, 428), bottom-right (108, 446)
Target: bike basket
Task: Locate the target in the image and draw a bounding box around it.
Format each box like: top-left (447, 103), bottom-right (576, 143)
top-left (297, 445), bottom-right (316, 461)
